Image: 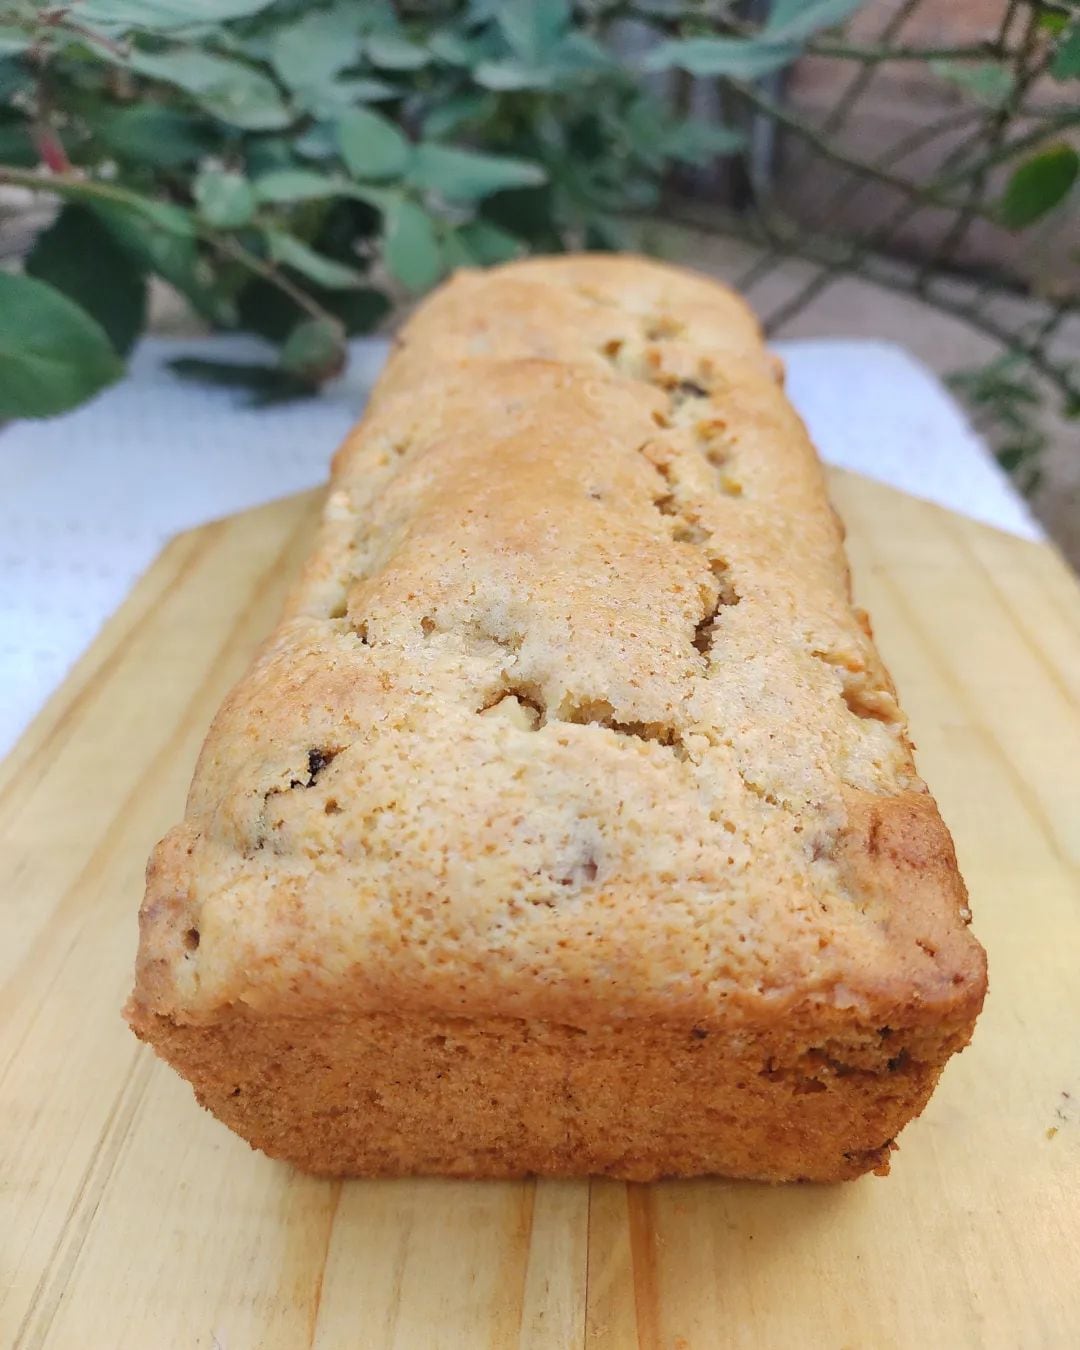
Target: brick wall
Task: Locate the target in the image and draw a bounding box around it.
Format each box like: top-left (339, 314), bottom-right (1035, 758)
top-left (776, 0), bottom-right (1077, 292)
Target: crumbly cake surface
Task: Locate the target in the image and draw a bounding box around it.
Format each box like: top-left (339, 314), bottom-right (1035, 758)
top-left (128, 255), bottom-right (986, 1181)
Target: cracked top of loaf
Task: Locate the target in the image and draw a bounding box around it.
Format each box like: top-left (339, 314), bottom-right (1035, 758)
top-left (132, 255), bottom-right (985, 1032)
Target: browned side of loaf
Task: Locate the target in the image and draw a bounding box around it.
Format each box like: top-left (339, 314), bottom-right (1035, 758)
top-left (128, 1006), bottom-right (973, 1183)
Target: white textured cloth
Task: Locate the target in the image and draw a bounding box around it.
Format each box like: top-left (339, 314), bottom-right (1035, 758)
top-left (0, 334), bottom-right (1040, 758)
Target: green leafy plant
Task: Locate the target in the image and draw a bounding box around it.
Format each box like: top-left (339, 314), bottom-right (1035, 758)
top-left (0, 0), bottom-right (885, 412)
top-left (0, 0), bottom-right (1076, 500)
top-left (0, 0), bottom-right (749, 409)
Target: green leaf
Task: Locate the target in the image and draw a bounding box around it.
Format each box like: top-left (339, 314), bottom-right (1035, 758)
top-left (1051, 25), bottom-right (1080, 80)
top-left (254, 169), bottom-right (345, 203)
top-left (441, 230), bottom-right (475, 272)
top-left (327, 287), bottom-right (391, 334)
top-left (77, 0), bottom-right (276, 29)
top-left (410, 143), bottom-right (546, 201)
top-left (0, 55), bottom-right (33, 103)
top-left (0, 272), bottom-right (123, 418)
top-left (337, 106), bottom-right (411, 181)
top-left (0, 110), bottom-right (35, 166)
top-left (365, 33), bottom-right (430, 70)
top-left (428, 29), bottom-right (471, 65)
top-left (131, 49), bottom-right (292, 131)
top-left (297, 77), bottom-right (398, 117)
top-left (584, 215), bottom-right (626, 251)
top-left (237, 278), bottom-right (388, 341)
top-left (254, 166), bottom-right (391, 210)
top-left (129, 197), bottom-right (196, 236)
top-left (243, 136), bottom-right (295, 178)
top-left (474, 59), bottom-right (553, 90)
top-left (194, 169), bottom-right (256, 228)
top-left (92, 200), bottom-right (225, 324)
top-left (94, 105), bottom-right (215, 166)
top-left (767, 0), bottom-right (867, 41)
top-left (422, 92), bottom-right (496, 140)
top-left (26, 205), bottom-right (147, 357)
top-left (644, 37), bottom-right (800, 78)
top-left (269, 8), bottom-right (363, 91)
top-left (457, 220), bottom-right (522, 264)
top-left (661, 120), bottom-right (747, 165)
top-left (33, 182), bottom-right (196, 239)
top-left (554, 31), bottom-right (612, 75)
top-left (236, 278), bottom-right (305, 342)
top-left (170, 355), bottom-right (311, 405)
top-left (384, 200), bottom-right (442, 291)
top-left (0, 24), bottom-right (32, 55)
top-left (999, 144), bottom-right (1079, 229)
top-left (932, 60), bottom-right (1014, 106)
top-left (280, 317), bottom-right (346, 384)
top-left (295, 123), bottom-right (338, 160)
top-left (441, 222), bottom-right (521, 269)
top-left (265, 231), bottom-right (366, 289)
top-left (496, 0), bottom-right (570, 65)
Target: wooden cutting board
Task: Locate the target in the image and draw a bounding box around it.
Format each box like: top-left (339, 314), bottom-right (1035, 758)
top-left (2, 471), bottom-right (1078, 1350)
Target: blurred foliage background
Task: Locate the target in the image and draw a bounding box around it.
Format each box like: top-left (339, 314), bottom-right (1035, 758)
top-left (0, 0), bottom-right (1076, 504)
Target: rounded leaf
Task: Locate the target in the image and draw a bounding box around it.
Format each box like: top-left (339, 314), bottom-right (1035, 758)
top-left (410, 143), bottom-right (546, 201)
top-left (131, 49), bottom-right (292, 131)
top-left (194, 170), bottom-right (256, 228)
top-left (254, 169), bottom-right (346, 203)
top-left (457, 220), bottom-right (522, 264)
top-left (270, 9), bottom-right (363, 91)
top-left (384, 201), bottom-right (443, 291)
top-left (78, 0), bottom-right (277, 29)
top-left (26, 205), bottom-right (147, 356)
top-left (94, 106), bottom-right (216, 166)
top-left (0, 272), bottom-right (123, 418)
top-left (999, 144), bottom-right (1079, 229)
top-left (265, 231), bottom-right (366, 289)
top-left (365, 33), bottom-right (430, 70)
top-left (337, 107), bottom-right (411, 182)
top-left (643, 37), bottom-right (799, 77)
top-left (280, 317), bottom-right (347, 384)
top-left (1051, 25), bottom-right (1080, 80)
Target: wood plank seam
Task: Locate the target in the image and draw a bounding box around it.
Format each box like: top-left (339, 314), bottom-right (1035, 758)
top-left (13, 1049), bottom-right (155, 1350)
top-left (305, 1180), bottom-right (342, 1350)
top-left (0, 505), bottom-right (326, 1344)
top-left (582, 1184), bottom-right (593, 1350)
top-left (628, 1185), bottom-right (660, 1350)
top-left (0, 505), bottom-right (322, 1086)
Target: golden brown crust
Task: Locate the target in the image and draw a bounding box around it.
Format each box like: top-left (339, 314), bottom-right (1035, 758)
top-left (127, 1006), bottom-right (967, 1183)
top-left (127, 254), bottom-right (986, 1179)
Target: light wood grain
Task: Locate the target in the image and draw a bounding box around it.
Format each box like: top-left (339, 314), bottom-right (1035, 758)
top-left (1, 473), bottom-right (1077, 1350)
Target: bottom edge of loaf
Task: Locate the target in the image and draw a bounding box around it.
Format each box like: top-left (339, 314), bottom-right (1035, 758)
top-left (126, 1005), bottom-right (975, 1183)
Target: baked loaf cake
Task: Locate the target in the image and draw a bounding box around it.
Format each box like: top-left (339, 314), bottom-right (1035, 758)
top-left (127, 255), bottom-right (986, 1182)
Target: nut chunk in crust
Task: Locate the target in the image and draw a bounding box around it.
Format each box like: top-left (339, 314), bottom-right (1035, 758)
top-left (126, 254), bottom-right (986, 1182)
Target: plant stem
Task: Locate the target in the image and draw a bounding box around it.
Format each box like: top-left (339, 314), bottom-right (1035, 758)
top-left (210, 236), bottom-right (332, 326)
top-left (744, 108), bottom-right (1080, 332)
top-left (809, 42), bottom-right (1002, 62)
top-left (736, 105), bottom-right (987, 292)
top-left (733, 80), bottom-right (998, 220)
top-left (818, 0), bottom-right (925, 138)
top-left (0, 164), bottom-right (336, 330)
top-left (0, 163), bottom-right (171, 215)
top-left (669, 203), bottom-right (1078, 409)
top-left (912, 1), bottom-right (1045, 291)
